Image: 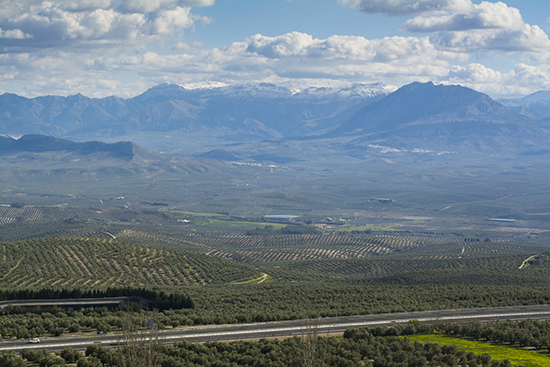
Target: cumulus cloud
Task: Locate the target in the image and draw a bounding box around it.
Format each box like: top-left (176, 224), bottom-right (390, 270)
top-left (402, 1), bottom-right (524, 31)
top-left (0, 28), bottom-right (33, 39)
top-left (246, 32), bottom-right (315, 58)
top-left (340, 0), bottom-right (473, 16)
top-left (445, 63), bottom-right (550, 96)
top-left (0, 31), bottom-right (470, 97)
top-left (1, 0), bottom-right (548, 100)
top-left (343, 0), bottom-right (550, 59)
top-left (117, 0), bottom-right (214, 13)
top-left (432, 25), bottom-right (550, 55)
top-left (59, 0), bottom-right (113, 12)
top-left (171, 40), bottom-right (203, 51)
top-left (243, 32), bottom-right (464, 63)
top-left (400, 1), bottom-right (550, 57)
top-left (447, 63), bottom-right (503, 83)
top-left (0, 0), bottom-right (212, 50)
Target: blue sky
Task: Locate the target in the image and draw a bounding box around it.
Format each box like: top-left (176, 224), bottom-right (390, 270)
top-left (1, 0), bottom-right (548, 98)
top-left (192, 0), bottom-right (549, 49)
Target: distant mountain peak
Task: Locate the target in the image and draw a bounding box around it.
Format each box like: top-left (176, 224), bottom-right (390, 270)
top-left (145, 82), bottom-right (186, 93)
top-left (292, 82), bottom-right (396, 100)
top-left (4, 81), bottom-right (545, 156)
top-left (180, 81), bottom-right (229, 90)
top-left (334, 81), bottom-right (545, 153)
top-left (500, 90), bottom-right (550, 106)
top-left (216, 83), bottom-right (293, 98)
top-left (0, 134), bottom-right (146, 161)
top-left (497, 90), bottom-right (550, 119)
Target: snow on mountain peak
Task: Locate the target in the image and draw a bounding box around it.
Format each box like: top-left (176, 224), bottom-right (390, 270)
top-left (498, 90), bottom-right (550, 107)
top-left (141, 81), bottom-right (396, 101)
top-left (216, 83), bottom-right (294, 98)
top-left (180, 81), bottom-right (229, 90)
top-left (292, 82), bottom-right (396, 99)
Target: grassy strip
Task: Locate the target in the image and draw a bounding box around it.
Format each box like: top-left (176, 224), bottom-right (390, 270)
top-left (405, 334), bottom-right (550, 367)
top-left (159, 209), bottom-right (226, 217)
top-left (204, 220), bottom-right (288, 230)
top-left (327, 224), bottom-right (396, 233)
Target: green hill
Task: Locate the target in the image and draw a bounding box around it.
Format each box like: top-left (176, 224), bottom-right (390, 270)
top-left (0, 237), bottom-right (258, 288)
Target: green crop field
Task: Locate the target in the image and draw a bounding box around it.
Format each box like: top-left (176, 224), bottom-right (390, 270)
top-left (203, 219), bottom-right (288, 230)
top-left (406, 334), bottom-right (550, 367)
top-left (159, 209), bottom-right (226, 217)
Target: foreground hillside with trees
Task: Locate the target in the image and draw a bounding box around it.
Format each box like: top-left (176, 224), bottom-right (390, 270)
top-left (0, 230), bottom-right (549, 366)
top-left (2, 320), bottom-right (549, 366)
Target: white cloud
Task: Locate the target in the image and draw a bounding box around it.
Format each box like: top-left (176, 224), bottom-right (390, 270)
top-left (432, 25), bottom-right (550, 55)
top-left (246, 32), bottom-right (315, 58)
top-left (59, 0), bottom-right (113, 12)
top-left (1, 32), bottom-right (470, 97)
top-left (0, 0), bottom-right (212, 50)
top-left (447, 63), bottom-right (502, 83)
top-left (399, 1), bottom-right (550, 57)
top-left (445, 63), bottom-right (550, 97)
top-left (1, 1), bottom-right (548, 100)
top-left (0, 28), bottom-right (33, 39)
top-left (343, 1), bottom-right (550, 61)
top-left (243, 32), bottom-right (465, 63)
top-left (507, 63), bottom-right (550, 87)
top-left (152, 7), bottom-right (196, 35)
top-left (0, 50), bottom-right (148, 98)
top-left (402, 2), bottom-right (524, 32)
top-left (118, 0), bottom-right (214, 13)
top-left (171, 40), bottom-right (203, 51)
top-left (340, 0), bottom-right (473, 16)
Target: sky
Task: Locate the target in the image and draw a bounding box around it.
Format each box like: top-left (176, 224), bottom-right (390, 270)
top-left (1, 0), bottom-right (549, 99)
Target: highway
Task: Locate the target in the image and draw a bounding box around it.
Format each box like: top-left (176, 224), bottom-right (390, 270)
top-left (1, 305), bottom-right (548, 352)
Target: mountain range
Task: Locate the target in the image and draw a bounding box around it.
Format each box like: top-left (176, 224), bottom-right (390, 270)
top-left (498, 90), bottom-right (550, 120)
top-left (334, 82), bottom-right (548, 154)
top-left (1, 81), bottom-right (548, 160)
top-left (0, 134), bottom-right (226, 180)
top-left (0, 82), bottom-right (393, 146)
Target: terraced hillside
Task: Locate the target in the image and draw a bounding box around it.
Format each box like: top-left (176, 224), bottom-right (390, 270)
top-left (114, 228), bottom-right (548, 263)
top-left (0, 237), bottom-right (258, 289)
top-left (1, 205), bottom-right (547, 286)
top-left (284, 253), bottom-right (550, 279)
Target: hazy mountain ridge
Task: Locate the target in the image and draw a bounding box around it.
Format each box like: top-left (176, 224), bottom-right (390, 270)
top-left (0, 134), bottom-right (229, 182)
top-left (0, 82), bottom-right (392, 143)
top-left (498, 90), bottom-right (550, 120)
top-left (339, 82), bottom-right (528, 133)
top-left (1, 81), bottom-right (548, 159)
top-left (331, 82), bottom-right (548, 153)
top-left (0, 134), bottom-right (153, 161)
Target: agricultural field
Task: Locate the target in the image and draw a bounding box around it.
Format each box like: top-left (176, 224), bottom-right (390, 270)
top-left (0, 205), bottom-right (547, 287)
top-left (202, 219), bottom-right (288, 230)
top-left (405, 335), bottom-right (550, 367)
top-left (1, 229), bottom-right (548, 290)
top-left (0, 237), bottom-right (258, 289)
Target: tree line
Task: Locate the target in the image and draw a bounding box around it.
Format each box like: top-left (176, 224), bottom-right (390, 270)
top-left (1, 283), bottom-right (549, 340)
top-left (37, 326), bottom-right (522, 367)
top-left (246, 224), bottom-right (320, 236)
top-left (2, 319), bottom-right (547, 366)
top-left (0, 287), bottom-right (194, 311)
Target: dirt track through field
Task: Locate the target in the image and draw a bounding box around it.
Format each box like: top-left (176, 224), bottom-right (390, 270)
top-left (233, 273), bottom-right (268, 284)
top-left (1, 256), bottom-right (24, 280)
top-left (519, 254), bottom-right (537, 269)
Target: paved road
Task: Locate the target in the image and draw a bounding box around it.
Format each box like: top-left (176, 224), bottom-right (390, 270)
top-left (1, 305), bottom-right (548, 352)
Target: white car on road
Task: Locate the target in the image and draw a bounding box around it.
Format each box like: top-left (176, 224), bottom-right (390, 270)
top-left (28, 338), bottom-right (40, 344)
